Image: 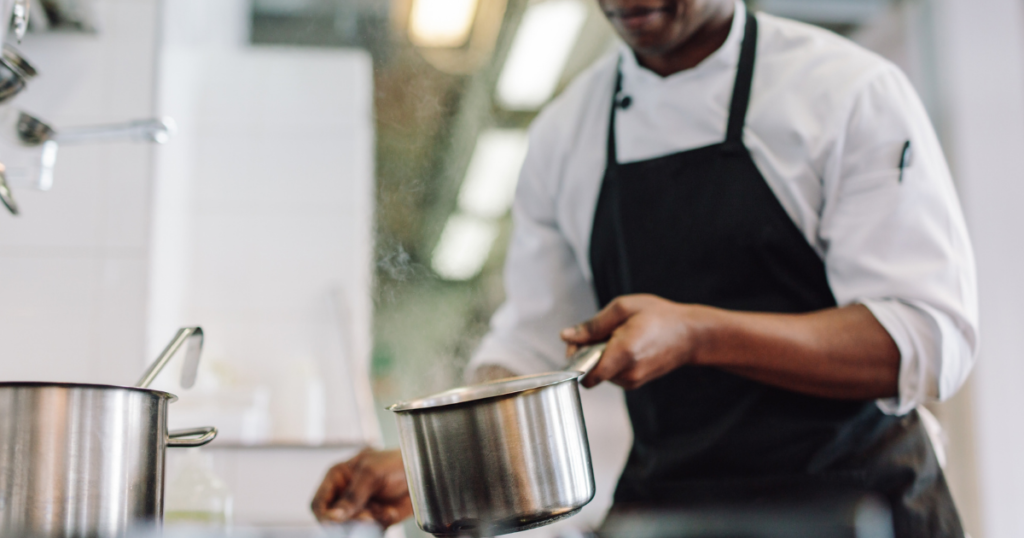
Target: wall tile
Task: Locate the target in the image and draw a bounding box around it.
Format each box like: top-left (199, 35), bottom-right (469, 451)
top-left (0, 255), bottom-right (101, 382)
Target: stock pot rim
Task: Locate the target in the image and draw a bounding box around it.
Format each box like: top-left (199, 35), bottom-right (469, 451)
top-left (388, 371), bottom-right (579, 413)
top-left (0, 381), bottom-right (178, 402)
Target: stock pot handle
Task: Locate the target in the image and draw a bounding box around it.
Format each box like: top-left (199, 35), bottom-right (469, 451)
top-left (167, 426), bottom-right (218, 448)
top-left (566, 343), bottom-right (607, 376)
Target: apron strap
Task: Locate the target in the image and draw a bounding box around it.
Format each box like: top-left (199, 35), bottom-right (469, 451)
top-left (606, 57), bottom-right (624, 167)
top-left (724, 12), bottom-right (758, 150)
top-left (604, 57), bottom-right (634, 293)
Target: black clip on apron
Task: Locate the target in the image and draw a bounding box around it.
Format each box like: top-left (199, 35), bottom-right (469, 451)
top-left (589, 12), bottom-right (963, 538)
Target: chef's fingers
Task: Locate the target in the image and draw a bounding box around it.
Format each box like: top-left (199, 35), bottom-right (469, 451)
top-left (327, 457), bottom-right (386, 521)
top-left (609, 351), bottom-right (677, 391)
top-left (350, 509), bottom-right (377, 522)
top-left (367, 497), bottom-right (415, 528)
top-left (312, 459), bottom-right (357, 522)
top-left (562, 296), bottom-right (642, 345)
top-left (579, 335), bottom-right (633, 388)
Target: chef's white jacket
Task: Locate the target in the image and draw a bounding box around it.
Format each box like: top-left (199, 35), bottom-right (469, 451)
top-left (467, 2), bottom-right (978, 415)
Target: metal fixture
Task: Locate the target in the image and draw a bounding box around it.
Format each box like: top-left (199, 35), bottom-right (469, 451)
top-left (0, 45), bottom-right (37, 104)
top-left (11, 0), bottom-right (29, 42)
top-left (0, 112), bottom-right (176, 211)
top-left (0, 164), bottom-right (18, 214)
top-left (17, 112), bottom-right (177, 146)
top-left (135, 327), bottom-right (203, 389)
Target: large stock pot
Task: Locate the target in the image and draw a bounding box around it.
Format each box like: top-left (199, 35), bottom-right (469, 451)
top-left (0, 382), bottom-right (216, 537)
top-left (0, 327), bottom-right (217, 537)
top-left (388, 345), bottom-right (606, 537)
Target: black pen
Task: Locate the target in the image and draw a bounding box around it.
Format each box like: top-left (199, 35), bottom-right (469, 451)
top-left (898, 140), bottom-right (912, 183)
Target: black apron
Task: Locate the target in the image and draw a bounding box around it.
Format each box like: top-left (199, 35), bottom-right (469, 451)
top-left (589, 12), bottom-right (963, 538)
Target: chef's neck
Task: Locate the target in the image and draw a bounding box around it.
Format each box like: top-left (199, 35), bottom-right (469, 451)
top-left (628, 2), bottom-right (735, 77)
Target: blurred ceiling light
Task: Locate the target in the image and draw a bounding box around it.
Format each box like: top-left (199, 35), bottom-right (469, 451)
top-left (409, 0), bottom-right (480, 48)
top-left (458, 129), bottom-right (529, 219)
top-left (496, 0), bottom-right (587, 110)
top-left (432, 213), bottom-right (499, 280)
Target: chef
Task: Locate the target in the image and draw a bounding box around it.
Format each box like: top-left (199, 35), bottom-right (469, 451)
top-left (312, 0), bottom-right (978, 536)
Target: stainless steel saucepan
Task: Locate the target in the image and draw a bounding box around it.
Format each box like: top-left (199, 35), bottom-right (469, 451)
top-left (0, 327), bottom-right (217, 538)
top-left (388, 344), bottom-right (606, 537)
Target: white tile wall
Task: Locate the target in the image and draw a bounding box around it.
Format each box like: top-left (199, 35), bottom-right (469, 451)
top-left (149, 3), bottom-right (377, 522)
top-left (1, 0), bottom-right (378, 529)
top-left (0, 0), bottom-right (160, 383)
top-left (148, 46), bottom-right (375, 447)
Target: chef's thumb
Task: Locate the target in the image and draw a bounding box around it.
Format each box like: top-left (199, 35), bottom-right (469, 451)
top-left (561, 298), bottom-right (632, 344)
top-left (327, 466), bottom-right (380, 521)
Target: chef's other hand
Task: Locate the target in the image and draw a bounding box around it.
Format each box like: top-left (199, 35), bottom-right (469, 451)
top-left (561, 294), bottom-right (714, 390)
top-left (311, 448), bottom-right (413, 528)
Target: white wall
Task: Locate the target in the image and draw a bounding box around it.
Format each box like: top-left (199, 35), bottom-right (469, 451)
top-left (153, 0), bottom-right (378, 528)
top-left (0, 0), bottom-right (378, 528)
top-left (0, 0), bottom-right (160, 385)
top-left (930, 1), bottom-right (1024, 537)
top-left (148, 43), bottom-right (377, 447)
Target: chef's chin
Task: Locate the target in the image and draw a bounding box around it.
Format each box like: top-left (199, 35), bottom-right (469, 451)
top-left (604, 3), bottom-right (693, 57)
top-left (614, 22), bottom-right (684, 56)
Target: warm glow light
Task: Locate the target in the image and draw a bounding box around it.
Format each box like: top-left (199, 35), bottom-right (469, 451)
top-left (496, 0), bottom-right (587, 110)
top-left (409, 0), bottom-right (480, 48)
top-left (431, 213), bottom-right (499, 280)
top-left (458, 129), bottom-right (529, 219)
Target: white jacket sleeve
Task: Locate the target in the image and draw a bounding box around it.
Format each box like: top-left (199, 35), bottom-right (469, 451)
top-left (465, 126), bottom-right (600, 380)
top-left (820, 65), bottom-right (979, 415)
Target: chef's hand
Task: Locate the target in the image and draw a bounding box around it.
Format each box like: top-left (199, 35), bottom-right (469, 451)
top-left (561, 294), bottom-right (714, 390)
top-left (311, 448), bottom-right (413, 528)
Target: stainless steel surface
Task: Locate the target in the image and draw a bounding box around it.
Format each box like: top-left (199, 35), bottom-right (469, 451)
top-left (166, 426), bottom-right (218, 448)
top-left (11, 0), bottom-right (28, 42)
top-left (394, 379), bottom-right (594, 536)
top-left (135, 327), bottom-right (204, 389)
top-left (390, 344), bottom-right (607, 413)
top-left (0, 382), bottom-right (217, 538)
top-left (54, 117), bottom-right (177, 145)
top-left (16, 111), bottom-right (54, 146)
top-left (17, 113), bottom-right (176, 145)
top-left (11, 113), bottom-right (172, 196)
top-left (389, 345), bottom-right (606, 536)
top-left (0, 45), bottom-right (36, 104)
top-left (17, 114), bottom-right (176, 146)
top-left (0, 165), bottom-right (18, 215)
top-left (566, 343), bottom-right (606, 375)
top-left (0, 327), bottom-right (215, 537)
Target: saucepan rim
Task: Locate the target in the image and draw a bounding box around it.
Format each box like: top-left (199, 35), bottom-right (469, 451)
top-left (0, 381), bottom-right (178, 402)
top-left (387, 371), bottom-right (579, 413)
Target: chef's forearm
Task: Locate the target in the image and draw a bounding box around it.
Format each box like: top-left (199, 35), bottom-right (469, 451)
top-left (692, 304), bottom-right (900, 400)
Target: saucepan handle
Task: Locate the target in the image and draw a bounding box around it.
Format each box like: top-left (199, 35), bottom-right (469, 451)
top-left (566, 343), bottom-right (607, 376)
top-left (167, 426), bottom-right (218, 448)
top-left (135, 327), bottom-right (204, 390)
top-left (55, 118), bottom-right (176, 145)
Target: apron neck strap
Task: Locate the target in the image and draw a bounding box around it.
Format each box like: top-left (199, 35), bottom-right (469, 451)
top-left (606, 11), bottom-right (759, 163)
top-left (607, 57), bottom-right (624, 167)
top-left (724, 11), bottom-right (759, 149)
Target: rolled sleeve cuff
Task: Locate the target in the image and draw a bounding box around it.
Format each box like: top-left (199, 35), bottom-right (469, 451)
top-left (861, 298), bottom-right (940, 416)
